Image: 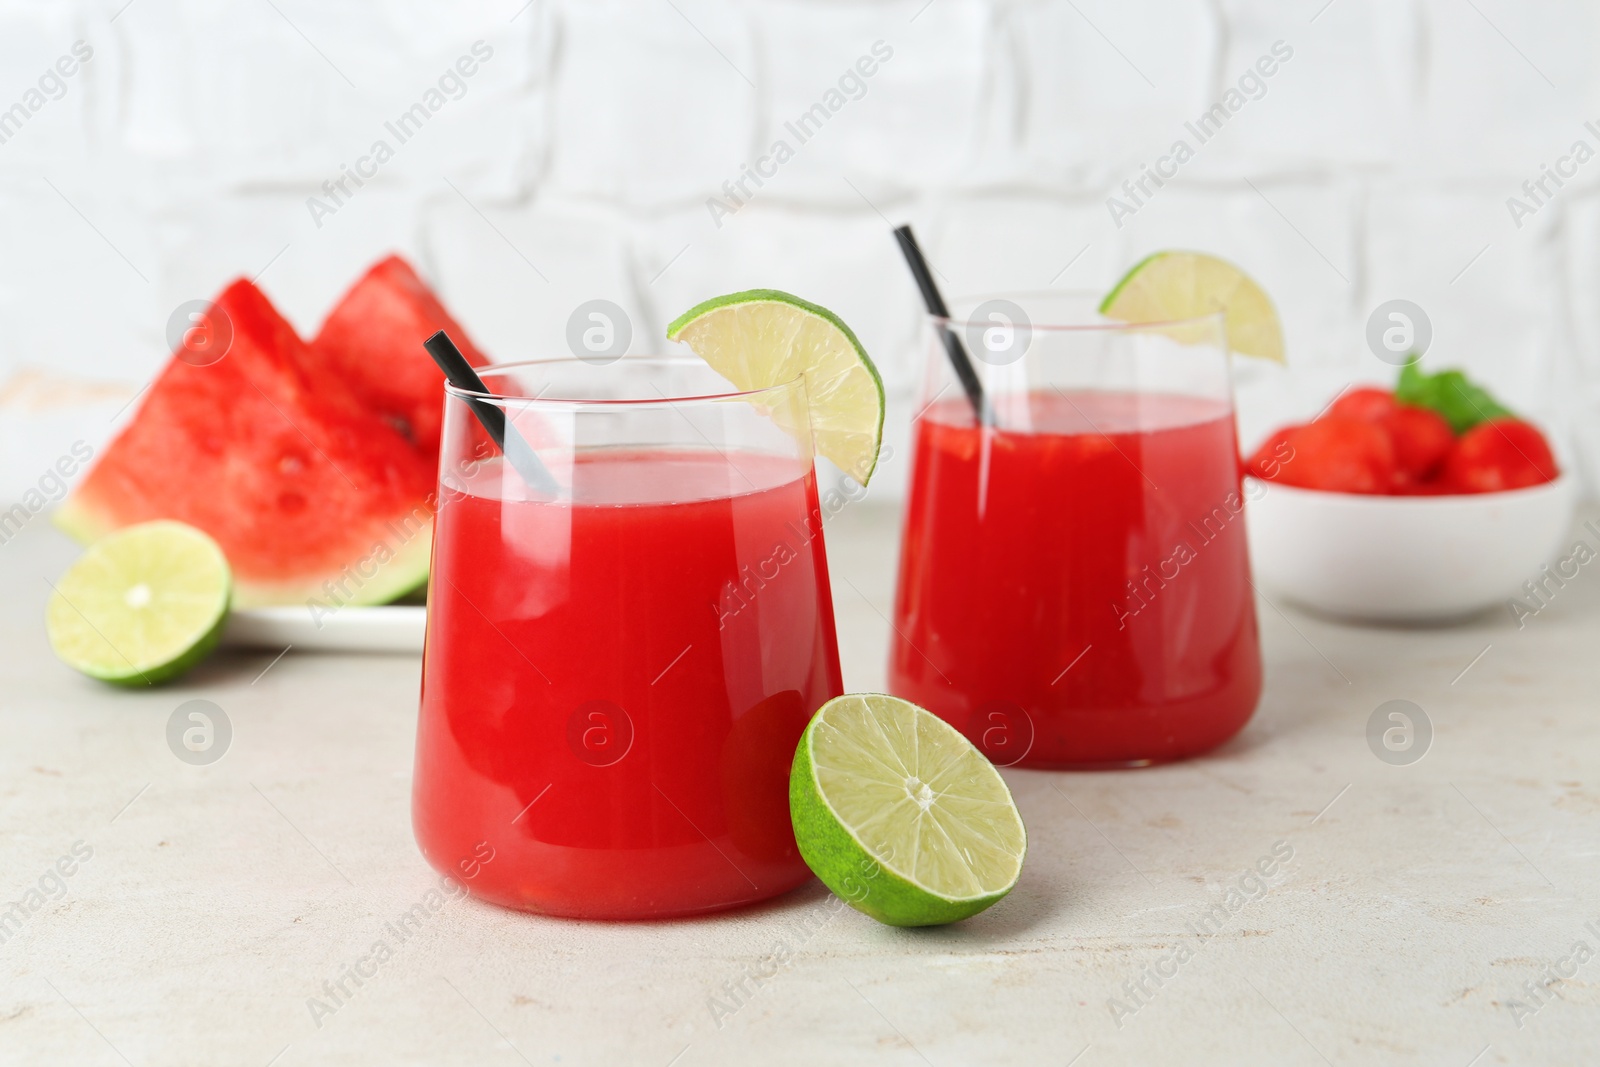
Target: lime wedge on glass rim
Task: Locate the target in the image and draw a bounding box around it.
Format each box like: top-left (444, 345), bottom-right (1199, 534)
top-left (46, 520), bottom-right (231, 686)
top-left (1099, 251), bottom-right (1285, 363)
top-left (666, 289), bottom-right (885, 485)
top-left (790, 693), bottom-right (1027, 927)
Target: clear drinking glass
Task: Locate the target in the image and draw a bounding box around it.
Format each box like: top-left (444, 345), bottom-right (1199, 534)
top-left (888, 292), bottom-right (1262, 768)
top-left (413, 358), bottom-right (842, 919)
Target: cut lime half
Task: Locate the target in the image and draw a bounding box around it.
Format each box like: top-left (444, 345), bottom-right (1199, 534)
top-left (1100, 250), bottom-right (1285, 363)
top-left (667, 290), bottom-right (885, 485)
top-left (46, 520), bottom-right (232, 686)
top-left (790, 693), bottom-right (1027, 927)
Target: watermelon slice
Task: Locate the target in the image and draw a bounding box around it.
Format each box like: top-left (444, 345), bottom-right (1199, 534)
top-left (56, 279), bottom-right (436, 609)
top-left (309, 255), bottom-right (487, 454)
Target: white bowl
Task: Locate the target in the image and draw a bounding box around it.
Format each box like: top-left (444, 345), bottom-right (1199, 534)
top-left (1244, 474), bottom-right (1579, 623)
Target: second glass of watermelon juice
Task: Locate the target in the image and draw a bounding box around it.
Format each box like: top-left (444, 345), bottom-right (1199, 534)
top-left (889, 292), bottom-right (1262, 768)
top-left (414, 358), bottom-right (842, 919)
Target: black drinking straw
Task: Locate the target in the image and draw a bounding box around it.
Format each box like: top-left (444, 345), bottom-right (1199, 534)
top-left (423, 330), bottom-right (558, 496)
top-left (892, 224), bottom-right (991, 425)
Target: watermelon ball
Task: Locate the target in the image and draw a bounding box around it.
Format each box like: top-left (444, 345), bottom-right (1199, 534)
top-left (1244, 425), bottom-right (1300, 481)
top-left (1326, 386), bottom-right (1402, 424)
top-left (1442, 418), bottom-right (1559, 493)
top-left (1273, 416), bottom-right (1397, 494)
top-left (1385, 404), bottom-right (1455, 488)
top-left (1325, 386), bottom-right (1454, 490)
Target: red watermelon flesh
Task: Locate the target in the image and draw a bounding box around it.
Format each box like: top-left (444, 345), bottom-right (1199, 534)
top-left (57, 278), bottom-right (436, 608)
top-left (309, 255), bottom-right (487, 454)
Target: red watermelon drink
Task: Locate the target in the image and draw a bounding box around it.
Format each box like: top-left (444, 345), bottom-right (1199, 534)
top-left (888, 294), bottom-right (1262, 768)
top-left (413, 359), bottom-right (841, 919)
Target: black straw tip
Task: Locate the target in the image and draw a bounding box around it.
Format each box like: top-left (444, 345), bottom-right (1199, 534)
top-left (420, 330), bottom-right (559, 494)
top-left (891, 224), bottom-right (989, 425)
top-left (422, 330), bottom-right (475, 385)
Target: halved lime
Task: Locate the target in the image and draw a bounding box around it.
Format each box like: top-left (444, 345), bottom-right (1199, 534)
top-left (46, 520), bottom-right (232, 686)
top-left (667, 290), bottom-right (885, 485)
top-left (1100, 250), bottom-right (1285, 363)
top-left (790, 693), bottom-right (1027, 927)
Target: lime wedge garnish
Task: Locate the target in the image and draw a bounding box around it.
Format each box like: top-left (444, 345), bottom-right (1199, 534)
top-left (1100, 250), bottom-right (1285, 363)
top-left (666, 289), bottom-right (885, 485)
top-left (789, 693), bottom-right (1027, 926)
top-left (46, 520), bottom-right (232, 686)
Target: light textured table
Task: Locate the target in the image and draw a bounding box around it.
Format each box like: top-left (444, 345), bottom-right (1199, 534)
top-left (3, 503), bottom-right (1598, 1066)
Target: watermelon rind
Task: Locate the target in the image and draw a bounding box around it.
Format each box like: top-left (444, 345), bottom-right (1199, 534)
top-left (53, 499), bottom-right (432, 611)
top-left (51, 498), bottom-right (105, 549)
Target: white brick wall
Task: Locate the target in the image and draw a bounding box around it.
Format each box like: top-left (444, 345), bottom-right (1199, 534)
top-left (2, 0), bottom-right (1597, 500)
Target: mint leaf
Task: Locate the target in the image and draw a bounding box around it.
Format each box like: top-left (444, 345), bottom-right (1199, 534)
top-left (1394, 363), bottom-right (1514, 434)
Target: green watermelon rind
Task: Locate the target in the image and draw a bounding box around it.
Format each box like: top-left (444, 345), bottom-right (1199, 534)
top-left (53, 499), bottom-right (432, 611)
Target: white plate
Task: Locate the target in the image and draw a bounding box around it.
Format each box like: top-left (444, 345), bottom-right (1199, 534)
top-left (222, 605), bottom-right (426, 653)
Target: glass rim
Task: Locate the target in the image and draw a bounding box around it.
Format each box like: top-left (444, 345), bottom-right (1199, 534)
top-left (931, 289), bottom-right (1227, 334)
top-left (443, 355), bottom-right (806, 409)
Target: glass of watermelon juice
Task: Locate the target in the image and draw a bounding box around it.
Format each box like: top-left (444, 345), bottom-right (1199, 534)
top-left (413, 357), bottom-right (842, 919)
top-left (889, 292), bottom-right (1262, 768)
